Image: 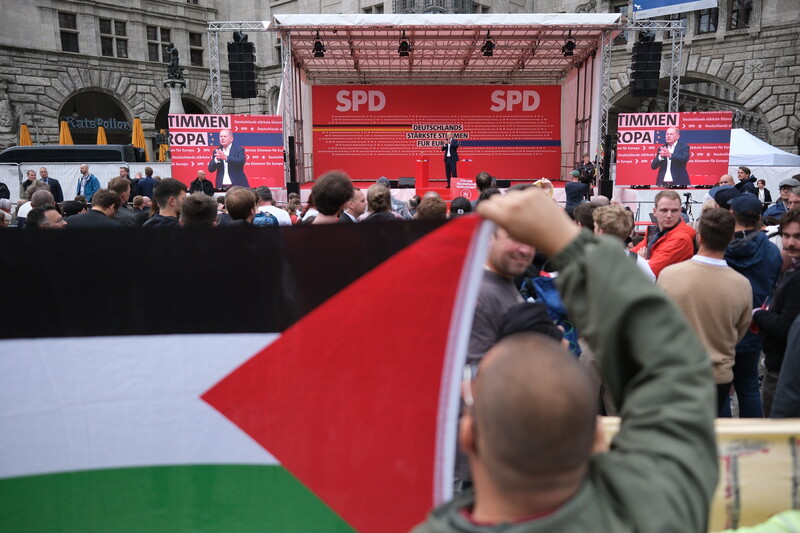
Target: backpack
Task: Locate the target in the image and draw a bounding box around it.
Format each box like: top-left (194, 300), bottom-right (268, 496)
top-left (518, 267), bottom-right (581, 357)
top-left (252, 211), bottom-right (279, 226)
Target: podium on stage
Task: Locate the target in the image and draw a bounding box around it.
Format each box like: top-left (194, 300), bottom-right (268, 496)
top-left (416, 159), bottom-right (429, 188)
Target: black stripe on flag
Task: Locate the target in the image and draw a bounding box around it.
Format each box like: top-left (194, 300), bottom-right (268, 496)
top-left (0, 221), bottom-right (446, 338)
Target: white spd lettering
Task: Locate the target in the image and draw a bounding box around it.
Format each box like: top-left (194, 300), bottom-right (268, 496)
top-left (335, 90), bottom-right (386, 112)
top-left (489, 90), bottom-right (541, 112)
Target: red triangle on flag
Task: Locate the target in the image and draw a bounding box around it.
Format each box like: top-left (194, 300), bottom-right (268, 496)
top-left (202, 217), bottom-right (483, 533)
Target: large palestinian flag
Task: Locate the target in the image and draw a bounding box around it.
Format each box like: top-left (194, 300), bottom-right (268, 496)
top-left (0, 218), bottom-right (488, 533)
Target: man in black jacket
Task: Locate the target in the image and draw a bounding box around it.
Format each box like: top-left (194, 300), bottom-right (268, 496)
top-left (189, 170), bottom-right (215, 196)
top-left (753, 208), bottom-right (800, 415)
top-left (734, 166), bottom-right (757, 195)
top-left (65, 189), bottom-right (123, 229)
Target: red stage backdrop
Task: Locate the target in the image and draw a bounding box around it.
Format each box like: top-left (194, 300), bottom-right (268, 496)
top-left (615, 111), bottom-right (732, 187)
top-left (312, 85), bottom-right (561, 182)
top-left (168, 114), bottom-right (284, 188)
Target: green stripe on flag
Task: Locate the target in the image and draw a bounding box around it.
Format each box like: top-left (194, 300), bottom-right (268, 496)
top-left (1, 465), bottom-right (355, 533)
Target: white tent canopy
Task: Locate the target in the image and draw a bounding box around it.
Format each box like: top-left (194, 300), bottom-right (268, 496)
top-left (730, 129), bottom-right (800, 166)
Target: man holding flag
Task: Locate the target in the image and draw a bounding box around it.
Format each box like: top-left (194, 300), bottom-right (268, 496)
top-left (414, 188), bottom-right (717, 532)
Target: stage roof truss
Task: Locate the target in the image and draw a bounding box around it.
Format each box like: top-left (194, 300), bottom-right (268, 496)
top-left (276, 16), bottom-right (622, 85)
top-left (207, 15), bottom-right (685, 185)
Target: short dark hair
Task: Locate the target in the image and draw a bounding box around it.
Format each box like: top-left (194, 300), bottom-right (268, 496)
top-left (144, 166), bottom-right (154, 177)
top-left (91, 189), bottom-right (121, 210)
top-left (475, 171), bottom-right (494, 191)
top-left (780, 208), bottom-right (800, 233)
top-left (225, 186), bottom-right (256, 220)
top-left (61, 200), bottom-right (86, 217)
top-left (26, 205), bottom-right (60, 230)
top-left (698, 208), bottom-right (735, 252)
top-left (572, 202), bottom-right (597, 231)
top-left (477, 187), bottom-right (500, 204)
top-left (153, 178), bottom-right (187, 209)
top-left (312, 170), bottom-right (354, 216)
top-left (367, 184), bottom-right (392, 213)
top-left (256, 186), bottom-right (273, 203)
top-left (739, 166), bottom-right (751, 176)
top-left (107, 177), bottom-right (131, 196)
top-left (181, 192), bottom-right (218, 228)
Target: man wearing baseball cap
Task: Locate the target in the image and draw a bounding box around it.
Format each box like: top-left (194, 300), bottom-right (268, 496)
top-left (564, 170), bottom-right (587, 218)
top-left (724, 193), bottom-right (783, 417)
top-left (763, 177), bottom-right (800, 221)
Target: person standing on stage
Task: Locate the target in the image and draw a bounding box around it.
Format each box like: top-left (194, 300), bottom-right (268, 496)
top-left (441, 131), bottom-right (460, 188)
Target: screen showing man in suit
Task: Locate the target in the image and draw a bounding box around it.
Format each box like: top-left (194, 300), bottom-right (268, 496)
top-left (651, 127), bottom-right (691, 186)
top-left (208, 129), bottom-right (249, 189)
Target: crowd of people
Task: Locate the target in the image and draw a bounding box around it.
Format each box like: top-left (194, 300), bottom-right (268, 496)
top-left (0, 166), bottom-right (484, 230)
top-left (417, 173), bottom-right (800, 533)
top-left (3, 161), bottom-right (800, 530)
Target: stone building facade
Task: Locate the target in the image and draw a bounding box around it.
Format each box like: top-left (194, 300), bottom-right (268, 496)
top-left (603, 0), bottom-right (800, 154)
top-left (0, 0), bottom-right (796, 156)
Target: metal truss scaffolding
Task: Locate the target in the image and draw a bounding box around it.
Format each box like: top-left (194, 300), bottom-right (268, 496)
top-left (207, 15), bottom-right (663, 185)
top-left (207, 21), bottom-right (269, 113)
top-left (599, 19), bottom-right (685, 143)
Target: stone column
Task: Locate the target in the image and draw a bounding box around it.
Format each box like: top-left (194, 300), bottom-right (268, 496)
top-left (164, 79), bottom-right (186, 115)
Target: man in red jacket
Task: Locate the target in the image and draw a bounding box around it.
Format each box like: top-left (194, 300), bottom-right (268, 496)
top-left (632, 190), bottom-right (696, 278)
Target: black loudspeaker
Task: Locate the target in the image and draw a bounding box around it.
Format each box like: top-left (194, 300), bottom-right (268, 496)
top-left (286, 182), bottom-right (300, 196)
top-left (599, 134), bottom-right (614, 197)
top-left (288, 136), bottom-right (297, 185)
top-left (397, 177), bottom-right (415, 188)
top-left (629, 41), bottom-right (662, 98)
top-left (227, 42), bottom-right (257, 99)
top-left (389, 179), bottom-right (399, 189)
top-left (495, 179), bottom-right (511, 188)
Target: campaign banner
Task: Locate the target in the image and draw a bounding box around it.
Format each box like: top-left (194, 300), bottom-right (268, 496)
top-left (453, 178), bottom-right (478, 202)
top-left (312, 85), bottom-right (561, 182)
top-left (633, 0), bottom-right (718, 19)
top-left (0, 219), bottom-right (488, 533)
top-left (615, 111), bottom-right (732, 187)
top-left (168, 114), bottom-right (284, 189)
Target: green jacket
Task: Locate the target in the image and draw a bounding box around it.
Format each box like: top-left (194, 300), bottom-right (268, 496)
top-left (413, 231), bottom-right (718, 533)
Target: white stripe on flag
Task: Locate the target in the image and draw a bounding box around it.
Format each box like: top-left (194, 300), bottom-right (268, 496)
top-left (0, 334), bottom-right (280, 480)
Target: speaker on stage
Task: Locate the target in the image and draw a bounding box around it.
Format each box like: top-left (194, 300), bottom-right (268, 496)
top-left (397, 177), bottom-right (415, 188)
top-left (599, 133), bottom-right (614, 198)
top-left (495, 179), bottom-right (511, 188)
top-left (629, 40), bottom-right (662, 98)
top-left (286, 182), bottom-right (300, 196)
top-left (228, 41), bottom-right (257, 99)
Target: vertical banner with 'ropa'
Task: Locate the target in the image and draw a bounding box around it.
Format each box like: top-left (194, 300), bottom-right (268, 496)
top-left (615, 111), bottom-right (732, 187)
top-left (168, 114), bottom-right (284, 189)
